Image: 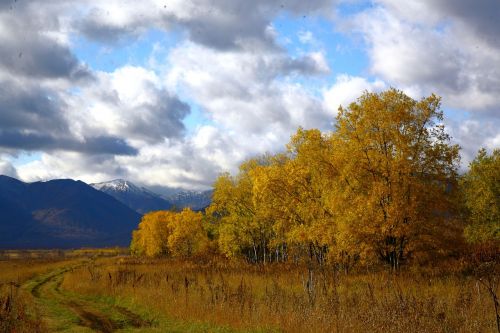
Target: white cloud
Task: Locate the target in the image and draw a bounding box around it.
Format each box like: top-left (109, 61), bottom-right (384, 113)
top-left (74, 0), bottom-right (335, 50)
top-left (1, 0), bottom-right (337, 190)
top-left (323, 74), bottom-right (386, 114)
top-left (166, 42), bottom-right (330, 136)
top-left (446, 118), bottom-right (500, 167)
top-left (298, 30), bottom-right (315, 44)
top-left (16, 125), bottom-right (241, 190)
top-left (3, 0), bottom-right (499, 190)
top-left (349, 1), bottom-right (500, 112)
top-left (16, 37), bottom-right (333, 190)
top-left (67, 66), bottom-right (190, 143)
top-left (0, 158), bottom-right (18, 178)
top-left (342, 0), bottom-right (500, 164)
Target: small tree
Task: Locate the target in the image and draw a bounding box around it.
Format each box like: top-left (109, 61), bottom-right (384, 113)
top-left (167, 208), bottom-right (209, 258)
top-left (130, 211), bottom-right (171, 257)
top-left (130, 209), bottom-right (209, 258)
top-left (461, 148), bottom-right (500, 244)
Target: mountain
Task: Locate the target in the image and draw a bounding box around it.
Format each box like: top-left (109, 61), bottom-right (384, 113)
top-left (0, 175), bottom-right (141, 249)
top-left (167, 190), bottom-right (213, 211)
top-left (91, 179), bottom-right (171, 214)
top-left (91, 179), bottom-right (213, 212)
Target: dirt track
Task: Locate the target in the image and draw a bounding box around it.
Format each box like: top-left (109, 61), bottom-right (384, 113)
top-left (27, 264), bottom-right (151, 332)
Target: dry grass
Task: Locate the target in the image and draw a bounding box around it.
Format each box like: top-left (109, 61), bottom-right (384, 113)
top-left (0, 258), bottom-right (77, 285)
top-left (61, 257), bottom-right (499, 332)
top-left (0, 282), bottom-right (46, 333)
top-left (0, 258), bottom-right (77, 333)
top-left (0, 247), bottom-right (128, 261)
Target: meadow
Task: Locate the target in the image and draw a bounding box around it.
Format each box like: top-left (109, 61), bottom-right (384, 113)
top-left (1, 252), bottom-right (499, 332)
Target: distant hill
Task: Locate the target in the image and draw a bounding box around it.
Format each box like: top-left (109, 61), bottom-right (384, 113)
top-left (166, 190), bottom-right (213, 211)
top-left (91, 179), bottom-right (171, 214)
top-left (0, 175), bottom-right (141, 249)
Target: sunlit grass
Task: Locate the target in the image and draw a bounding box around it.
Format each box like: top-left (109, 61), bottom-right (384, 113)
top-left (1, 254), bottom-right (497, 332)
top-left (61, 257), bottom-right (497, 333)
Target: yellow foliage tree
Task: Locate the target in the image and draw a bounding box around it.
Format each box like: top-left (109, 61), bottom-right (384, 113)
top-left (251, 129), bottom-right (338, 264)
top-left (130, 211), bottom-right (171, 257)
top-left (205, 89), bottom-right (466, 269)
top-left (461, 148), bottom-right (500, 243)
top-left (167, 208), bottom-right (208, 257)
top-left (208, 157), bottom-right (276, 262)
top-left (130, 208), bottom-right (209, 258)
top-left (332, 89), bottom-right (461, 269)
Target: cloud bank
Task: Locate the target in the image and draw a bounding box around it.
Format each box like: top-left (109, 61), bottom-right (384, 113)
top-left (0, 0), bottom-right (498, 189)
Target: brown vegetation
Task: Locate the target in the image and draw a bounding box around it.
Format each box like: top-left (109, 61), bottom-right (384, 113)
top-left (60, 256), bottom-right (499, 333)
top-left (0, 258), bottom-right (74, 333)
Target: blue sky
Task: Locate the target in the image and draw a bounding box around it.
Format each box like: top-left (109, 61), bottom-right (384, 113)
top-left (0, 0), bottom-right (499, 190)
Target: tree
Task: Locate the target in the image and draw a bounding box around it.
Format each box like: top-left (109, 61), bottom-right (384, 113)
top-left (167, 208), bottom-right (209, 257)
top-left (130, 211), bottom-right (171, 257)
top-left (208, 158), bottom-right (275, 262)
top-left (252, 129), bottom-right (338, 265)
top-left (461, 148), bottom-right (500, 244)
top-left (130, 208), bottom-right (209, 258)
top-left (332, 88), bottom-right (461, 269)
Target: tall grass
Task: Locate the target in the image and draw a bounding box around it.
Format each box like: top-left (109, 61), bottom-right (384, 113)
top-left (62, 257), bottom-right (499, 332)
top-left (0, 258), bottom-right (77, 333)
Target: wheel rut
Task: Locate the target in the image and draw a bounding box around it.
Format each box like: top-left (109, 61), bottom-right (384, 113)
top-left (27, 263), bottom-right (152, 332)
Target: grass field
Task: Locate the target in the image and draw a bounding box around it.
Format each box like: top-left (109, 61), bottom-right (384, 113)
top-left (1, 253), bottom-right (499, 332)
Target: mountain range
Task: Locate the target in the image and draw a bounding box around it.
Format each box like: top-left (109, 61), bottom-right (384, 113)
top-left (0, 175), bottom-right (141, 249)
top-left (167, 189), bottom-right (213, 211)
top-left (90, 179), bottom-right (213, 213)
top-left (91, 179), bottom-right (172, 214)
top-left (0, 175), bottom-right (213, 249)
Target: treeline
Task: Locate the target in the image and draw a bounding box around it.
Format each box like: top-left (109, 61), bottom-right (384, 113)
top-left (131, 89), bottom-right (499, 269)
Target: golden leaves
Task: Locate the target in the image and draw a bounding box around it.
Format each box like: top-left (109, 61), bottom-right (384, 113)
top-left (130, 208), bottom-right (209, 258)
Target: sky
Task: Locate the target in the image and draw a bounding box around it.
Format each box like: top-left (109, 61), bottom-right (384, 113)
top-left (0, 0), bottom-right (499, 192)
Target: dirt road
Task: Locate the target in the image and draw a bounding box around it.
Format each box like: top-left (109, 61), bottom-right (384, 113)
top-left (24, 263), bottom-right (152, 332)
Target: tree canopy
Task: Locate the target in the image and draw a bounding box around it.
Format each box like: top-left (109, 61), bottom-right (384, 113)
top-left (461, 148), bottom-right (500, 244)
top-left (129, 88), bottom-right (493, 270)
top-left (131, 208), bottom-right (209, 258)
top-left (206, 89), bottom-right (463, 268)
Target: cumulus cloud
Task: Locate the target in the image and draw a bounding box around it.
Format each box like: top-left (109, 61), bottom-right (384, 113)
top-left (167, 42), bottom-right (330, 137)
top-left (0, 0), bottom-right (339, 189)
top-left (323, 75), bottom-right (386, 114)
top-left (2, 0), bottom-right (498, 190)
top-left (347, 0), bottom-right (500, 112)
top-left (380, 0), bottom-right (500, 47)
top-left (16, 39), bottom-right (333, 189)
top-left (0, 158), bottom-right (18, 178)
top-left (446, 118), bottom-right (500, 167)
top-left (0, 78), bottom-right (139, 155)
top-left (341, 0), bottom-right (500, 163)
top-left (67, 66), bottom-right (190, 143)
top-left (17, 125), bottom-right (241, 190)
top-left (0, 4), bottom-right (91, 81)
top-left (0, 1), bottom-right (190, 158)
top-left (75, 0), bottom-right (334, 50)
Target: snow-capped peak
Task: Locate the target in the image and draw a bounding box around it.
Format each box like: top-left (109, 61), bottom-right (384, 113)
top-left (91, 179), bottom-right (139, 193)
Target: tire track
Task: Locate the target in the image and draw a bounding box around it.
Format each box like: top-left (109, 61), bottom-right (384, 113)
top-left (27, 264), bottom-right (152, 332)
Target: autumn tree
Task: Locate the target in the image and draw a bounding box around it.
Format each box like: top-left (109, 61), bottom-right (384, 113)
top-left (332, 89), bottom-right (461, 269)
top-left (461, 148), bottom-right (500, 244)
top-left (167, 208), bottom-right (209, 257)
top-left (208, 158), bottom-right (275, 263)
top-left (251, 129), bottom-right (338, 265)
top-left (207, 88), bottom-right (465, 269)
top-left (130, 211), bottom-right (171, 257)
top-left (130, 208), bottom-right (209, 258)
